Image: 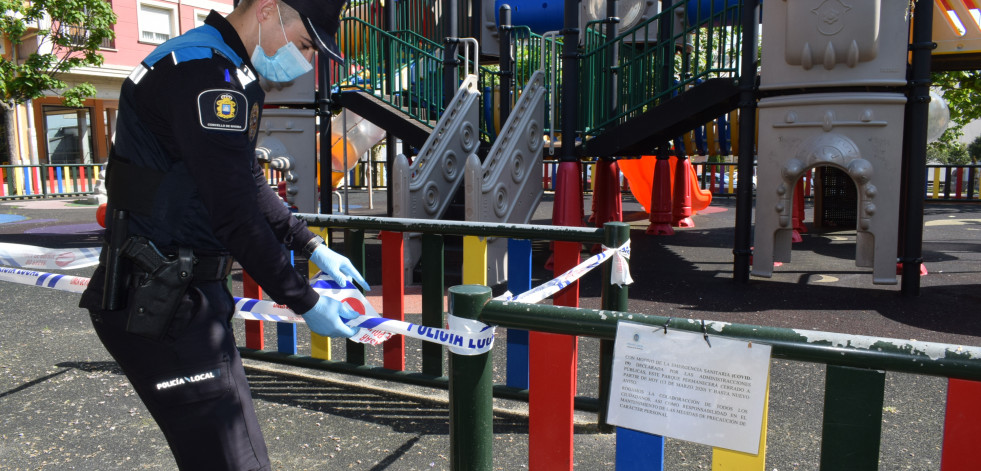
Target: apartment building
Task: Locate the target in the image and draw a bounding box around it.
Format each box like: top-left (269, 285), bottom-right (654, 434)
top-left (2, 0), bottom-right (234, 165)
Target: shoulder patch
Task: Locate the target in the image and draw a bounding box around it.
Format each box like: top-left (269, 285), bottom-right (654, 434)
top-left (197, 89), bottom-right (248, 132)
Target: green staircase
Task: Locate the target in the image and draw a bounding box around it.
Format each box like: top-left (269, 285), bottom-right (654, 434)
top-left (579, 0), bottom-right (747, 157)
top-left (332, 0), bottom-right (751, 159)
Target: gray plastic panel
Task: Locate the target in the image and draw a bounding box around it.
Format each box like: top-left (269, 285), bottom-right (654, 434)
top-left (759, 0), bottom-right (911, 89)
top-left (392, 75), bottom-right (481, 282)
top-left (752, 93), bottom-right (906, 284)
top-left (393, 75), bottom-right (481, 220)
top-left (258, 68), bottom-right (315, 105)
top-left (465, 70), bottom-right (545, 225)
top-left (465, 70), bottom-right (546, 285)
top-left (255, 108), bottom-right (317, 213)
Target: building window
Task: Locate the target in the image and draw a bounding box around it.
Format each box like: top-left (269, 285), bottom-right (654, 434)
top-left (43, 106), bottom-right (95, 164)
top-left (62, 23), bottom-right (91, 47)
top-left (54, 1), bottom-right (116, 49)
top-left (139, 3), bottom-right (175, 44)
top-left (194, 12), bottom-right (209, 28)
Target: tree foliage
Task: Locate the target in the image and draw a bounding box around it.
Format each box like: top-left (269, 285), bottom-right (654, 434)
top-left (926, 141), bottom-right (970, 165)
top-left (931, 70), bottom-right (981, 144)
top-left (968, 135), bottom-right (981, 164)
top-left (0, 0), bottom-right (116, 110)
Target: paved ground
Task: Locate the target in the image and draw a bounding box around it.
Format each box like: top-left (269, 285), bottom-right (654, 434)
top-left (0, 191), bottom-right (978, 470)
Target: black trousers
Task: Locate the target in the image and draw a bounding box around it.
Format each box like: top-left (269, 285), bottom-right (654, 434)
top-left (88, 280), bottom-right (270, 471)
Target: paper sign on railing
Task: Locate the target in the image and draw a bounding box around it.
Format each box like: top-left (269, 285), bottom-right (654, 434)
top-left (607, 321), bottom-right (772, 454)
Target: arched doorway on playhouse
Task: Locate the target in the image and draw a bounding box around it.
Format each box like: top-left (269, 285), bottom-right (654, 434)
top-left (752, 93), bottom-right (907, 285)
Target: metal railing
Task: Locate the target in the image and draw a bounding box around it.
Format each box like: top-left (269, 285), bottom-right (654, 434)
top-left (230, 212), bottom-right (981, 470)
top-left (578, 0), bottom-right (745, 137)
top-left (477, 26), bottom-right (561, 144)
top-left (447, 289), bottom-right (981, 470)
top-left (238, 216), bottom-right (628, 412)
top-left (340, 0), bottom-right (476, 47)
top-left (335, 17), bottom-right (446, 130)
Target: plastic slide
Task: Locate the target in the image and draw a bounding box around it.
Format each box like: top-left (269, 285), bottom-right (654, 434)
top-left (324, 110), bottom-right (386, 188)
top-left (616, 155), bottom-right (712, 214)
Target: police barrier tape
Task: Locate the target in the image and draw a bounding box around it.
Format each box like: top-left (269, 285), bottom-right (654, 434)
top-left (0, 266), bottom-right (92, 292)
top-left (495, 240), bottom-right (632, 304)
top-left (0, 242), bottom-right (101, 270)
top-left (0, 266), bottom-right (497, 356)
top-left (0, 239), bottom-right (631, 354)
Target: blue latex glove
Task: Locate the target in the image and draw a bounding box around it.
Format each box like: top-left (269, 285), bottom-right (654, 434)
top-left (301, 296), bottom-right (360, 337)
top-left (310, 245), bottom-right (371, 291)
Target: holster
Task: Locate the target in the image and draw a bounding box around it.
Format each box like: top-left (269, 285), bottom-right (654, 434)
top-left (102, 209), bottom-right (130, 311)
top-left (121, 236), bottom-right (194, 340)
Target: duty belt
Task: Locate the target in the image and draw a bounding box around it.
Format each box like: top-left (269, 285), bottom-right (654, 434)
top-left (155, 250), bottom-right (234, 281)
top-left (190, 254), bottom-right (234, 281)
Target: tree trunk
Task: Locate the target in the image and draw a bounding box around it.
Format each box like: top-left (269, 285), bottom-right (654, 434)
top-left (2, 107), bottom-right (17, 165)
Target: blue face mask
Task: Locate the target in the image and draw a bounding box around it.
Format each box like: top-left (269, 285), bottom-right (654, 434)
top-left (251, 6), bottom-right (313, 82)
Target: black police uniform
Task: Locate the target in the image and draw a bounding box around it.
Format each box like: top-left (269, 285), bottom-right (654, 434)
top-left (79, 11), bottom-right (323, 470)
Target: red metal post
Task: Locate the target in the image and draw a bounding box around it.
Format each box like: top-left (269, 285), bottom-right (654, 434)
top-left (552, 161), bottom-right (584, 227)
top-left (954, 167), bottom-right (963, 199)
top-left (792, 179), bottom-right (805, 243)
top-left (941, 378), bottom-right (981, 470)
top-left (647, 151), bottom-right (674, 235)
top-left (379, 231), bottom-right (405, 371)
top-left (672, 155), bottom-right (694, 227)
top-left (530, 240), bottom-right (580, 471)
top-left (47, 167), bottom-right (57, 194)
top-left (592, 158), bottom-right (623, 227)
top-left (31, 167), bottom-right (41, 195)
top-left (242, 271), bottom-right (264, 350)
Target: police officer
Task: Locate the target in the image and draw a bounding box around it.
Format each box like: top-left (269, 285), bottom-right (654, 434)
top-left (78, 0), bottom-right (366, 469)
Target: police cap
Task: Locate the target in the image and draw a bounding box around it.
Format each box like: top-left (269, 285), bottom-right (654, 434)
top-left (280, 0), bottom-right (346, 62)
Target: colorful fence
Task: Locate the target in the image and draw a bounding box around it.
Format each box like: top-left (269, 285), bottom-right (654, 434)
top-left (0, 164), bottom-right (105, 200)
top-left (462, 292), bottom-right (981, 471)
top-left (927, 164), bottom-right (981, 200)
top-left (4, 161), bottom-right (972, 204)
top-left (237, 215), bottom-right (626, 469)
top-left (238, 216), bottom-right (619, 401)
top-left (233, 213), bottom-right (981, 471)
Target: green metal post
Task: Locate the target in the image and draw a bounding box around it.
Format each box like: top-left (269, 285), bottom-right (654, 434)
top-left (5, 167), bottom-right (14, 196)
top-left (598, 222), bottom-right (630, 431)
top-left (345, 229), bottom-right (366, 365)
top-left (449, 285), bottom-right (493, 471)
top-left (819, 365), bottom-right (886, 471)
top-left (422, 233), bottom-right (445, 377)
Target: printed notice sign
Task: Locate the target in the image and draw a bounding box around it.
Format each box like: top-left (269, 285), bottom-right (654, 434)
top-left (606, 321), bottom-right (772, 454)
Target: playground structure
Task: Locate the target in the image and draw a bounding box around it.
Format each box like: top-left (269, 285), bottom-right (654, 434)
top-left (229, 5), bottom-right (980, 466)
top-left (752, 0), bottom-right (914, 285)
top-left (2, 0), bottom-right (978, 285)
top-left (2, 1), bottom-right (981, 469)
top-left (268, 0), bottom-right (973, 292)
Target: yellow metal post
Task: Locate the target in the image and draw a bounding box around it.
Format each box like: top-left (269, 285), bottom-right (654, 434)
top-left (712, 380), bottom-right (770, 470)
top-left (462, 236), bottom-right (488, 286)
top-left (309, 227), bottom-right (331, 360)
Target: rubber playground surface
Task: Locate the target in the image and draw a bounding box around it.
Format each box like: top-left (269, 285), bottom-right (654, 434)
top-left (0, 192), bottom-right (978, 470)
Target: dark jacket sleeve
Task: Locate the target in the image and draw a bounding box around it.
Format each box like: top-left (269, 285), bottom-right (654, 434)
top-left (251, 159), bottom-right (318, 252)
top-left (143, 60), bottom-right (319, 313)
